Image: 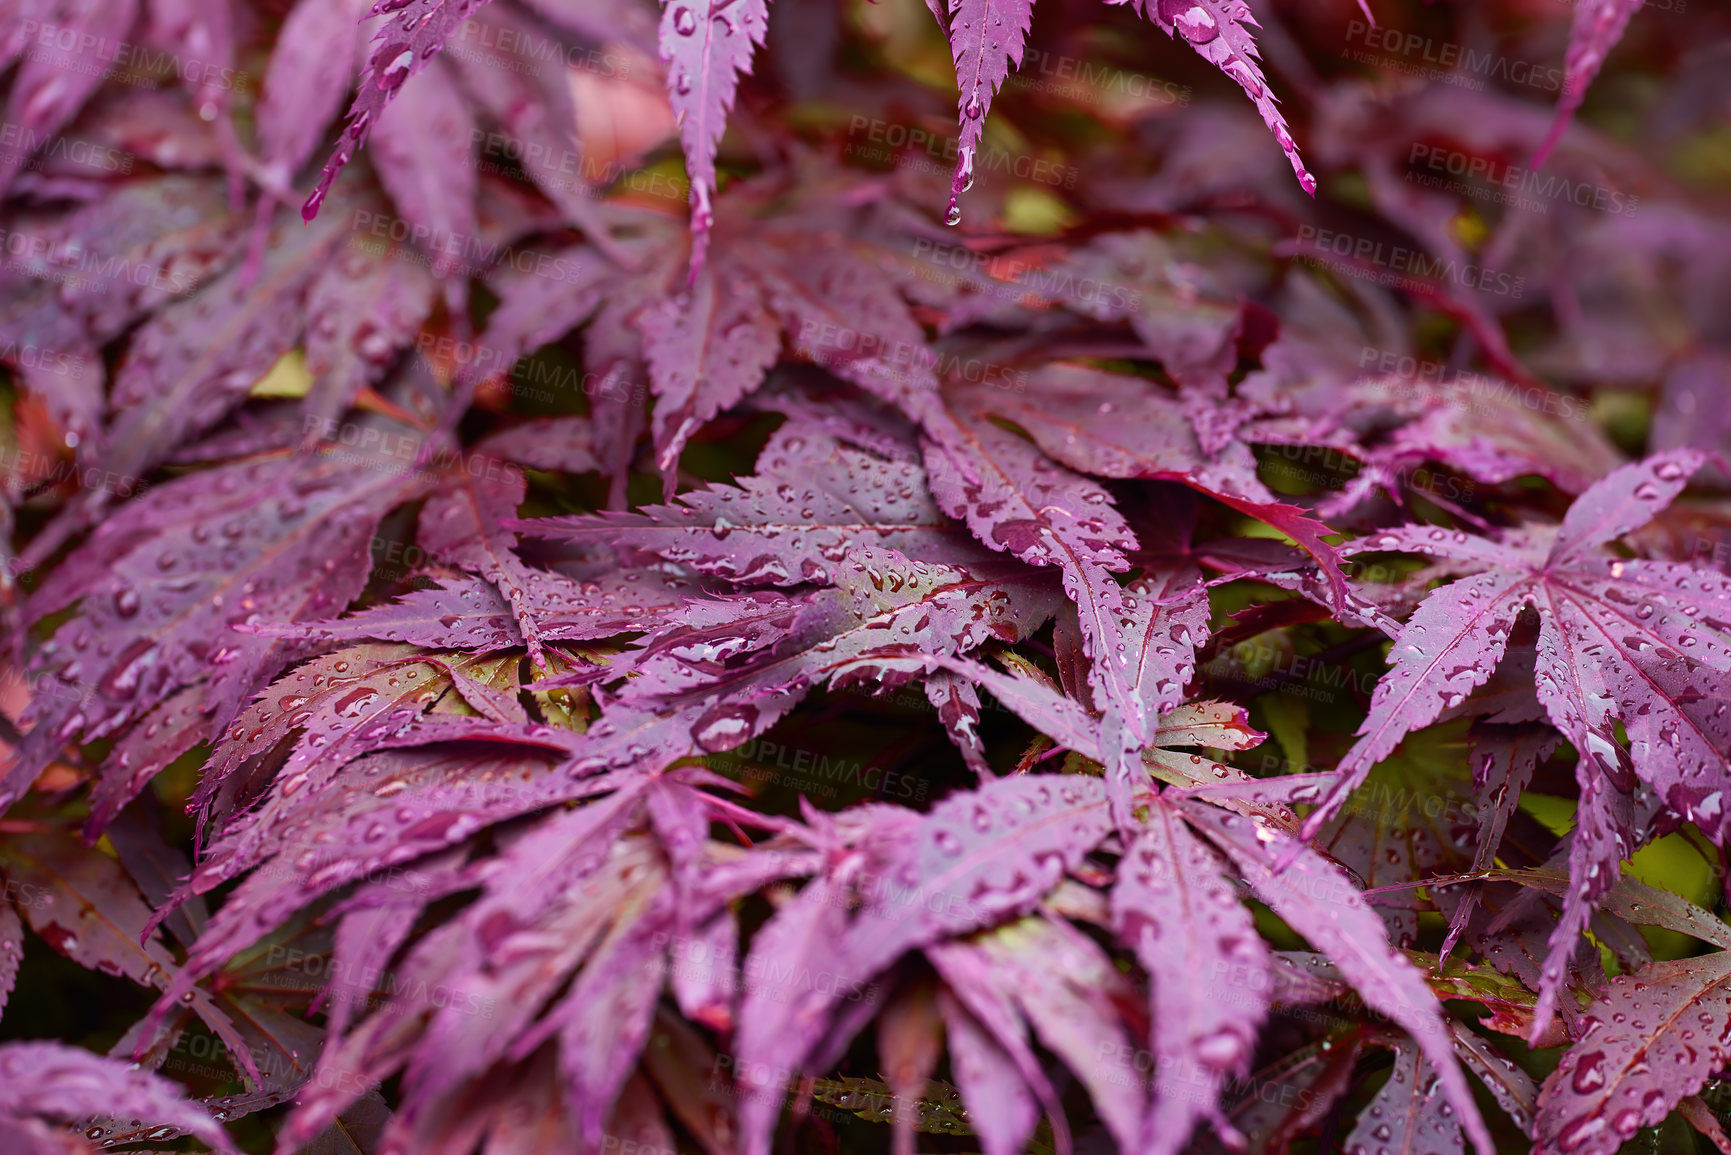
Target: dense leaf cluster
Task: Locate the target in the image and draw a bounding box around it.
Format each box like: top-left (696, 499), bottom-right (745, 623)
top-left (0, 0), bottom-right (1729, 1152)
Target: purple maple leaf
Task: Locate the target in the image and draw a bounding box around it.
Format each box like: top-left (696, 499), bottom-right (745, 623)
top-left (1180, 802), bottom-right (1496, 1154)
top-left (367, 59), bottom-right (479, 284)
top-left (303, 0), bottom-right (495, 222)
top-left (1305, 450), bottom-right (1731, 1031)
top-left (418, 463), bottom-right (583, 665)
top-left (0, 0), bottom-right (139, 197)
top-left (0, 1042), bottom-right (237, 1153)
top-left (1537, 951), bottom-right (1731, 1155)
top-left (1535, 0), bottom-right (1644, 166)
top-left (1112, 798), bottom-right (1270, 1154)
top-left (12, 451), bottom-right (427, 812)
top-left (1345, 1037), bottom-right (1464, 1154)
top-left (520, 422), bottom-right (966, 586)
top-left (942, 0), bottom-right (1035, 226)
top-left (658, 0), bottom-right (769, 262)
top-left (639, 261), bottom-right (781, 471)
top-left (255, 0), bottom-right (371, 183)
top-left (1137, 0), bottom-right (1313, 195)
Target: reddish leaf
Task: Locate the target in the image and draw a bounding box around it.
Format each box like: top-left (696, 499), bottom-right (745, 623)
top-left (303, 237), bottom-right (439, 428)
top-left (1136, 0), bottom-right (1313, 195)
top-left (442, 2), bottom-right (620, 245)
top-left (0, 0), bottom-right (140, 196)
top-left (658, 0), bottom-right (769, 259)
top-left (0, 827), bottom-right (259, 1084)
top-left (1537, 951), bottom-right (1731, 1155)
top-left (1181, 802), bottom-right (1496, 1155)
top-left (419, 464), bottom-right (580, 664)
top-left (935, 985), bottom-right (1041, 1155)
top-left (1113, 798), bottom-right (1269, 1155)
top-left (14, 451), bottom-right (428, 810)
top-left (303, 0), bottom-right (495, 221)
top-left (255, 0), bottom-right (371, 180)
top-left (941, 0), bottom-right (1035, 226)
top-left (365, 57), bottom-right (479, 288)
top-left (1535, 0), bottom-right (1644, 165)
top-left (877, 977), bottom-right (945, 1155)
top-left (1312, 453), bottom-right (1731, 1026)
top-left (640, 261), bottom-right (781, 471)
top-left (99, 197), bottom-right (360, 480)
top-left (522, 423), bottom-right (964, 585)
top-left (1345, 1037), bottom-right (1463, 1155)
top-left (0, 904), bottom-right (20, 1021)
top-left (952, 916), bottom-right (1146, 1152)
top-left (0, 1042), bottom-right (237, 1153)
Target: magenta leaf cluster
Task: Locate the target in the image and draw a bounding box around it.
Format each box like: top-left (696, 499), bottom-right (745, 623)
top-left (0, 0), bottom-right (1728, 1152)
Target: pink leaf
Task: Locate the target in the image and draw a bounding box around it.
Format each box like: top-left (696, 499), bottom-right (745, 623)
top-left (1139, 0), bottom-right (1314, 195)
top-left (13, 453), bottom-right (427, 808)
top-left (522, 426), bottom-right (963, 586)
top-left (1112, 799), bottom-right (1269, 1154)
top-left (1548, 448), bottom-right (1705, 566)
top-left (303, 238), bottom-right (439, 428)
top-left (0, 905), bottom-right (20, 1021)
top-left (659, 0), bottom-right (770, 262)
top-left (367, 58), bottom-right (479, 283)
top-left (0, 1042), bottom-right (237, 1153)
top-left (304, 0), bottom-right (495, 222)
top-left (639, 262), bottom-right (782, 472)
top-left (1182, 802), bottom-right (1496, 1155)
top-left (942, 0), bottom-right (1036, 225)
top-left (1536, 951), bottom-right (1731, 1155)
top-left (1534, 0), bottom-right (1645, 166)
top-left (0, 0), bottom-right (140, 196)
top-left (256, 0), bottom-right (372, 178)
top-left (935, 986), bottom-right (1042, 1155)
top-left (844, 775), bottom-right (1112, 977)
top-left (419, 464), bottom-right (574, 665)
top-left (1345, 1037), bottom-right (1464, 1155)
